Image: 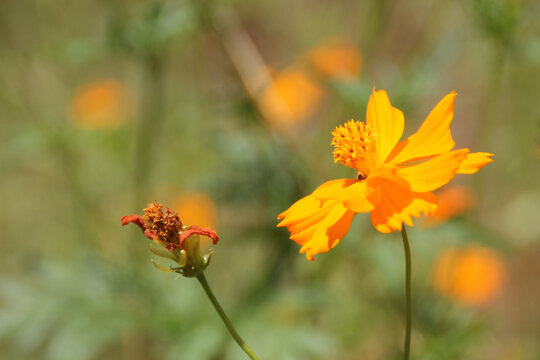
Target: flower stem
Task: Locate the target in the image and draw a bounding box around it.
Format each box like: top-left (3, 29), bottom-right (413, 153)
top-left (196, 274), bottom-right (261, 360)
top-left (401, 226), bottom-right (412, 360)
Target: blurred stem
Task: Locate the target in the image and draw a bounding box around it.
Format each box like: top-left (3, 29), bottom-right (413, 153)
top-left (200, 4), bottom-right (303, 152)
top-left (196, 274), bottom-right (261, 360)
top-left (401, 226), bottom-right (411, 360)
top-left (477, 43), bottom-right (508, 150)
top-left (474, 42), bottom-right (508, 219)
top-left (50, 135), bottom-right (97, 245)
top-left (133, 54), bottom-right (165, 208)
top-left (362, 0), bottom-right (394, 58)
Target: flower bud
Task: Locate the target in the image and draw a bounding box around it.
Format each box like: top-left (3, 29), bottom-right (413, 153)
top-left (178, 234), bottom-right (207, 277)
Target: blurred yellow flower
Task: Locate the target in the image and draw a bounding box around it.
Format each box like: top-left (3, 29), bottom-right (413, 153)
top-left (423, 186), bottom-right (476, 227)
top-left (306, 39), bottom-right (362, 80)
top-left (70, 79), bottom-right (134, 130)
top-left (432, 246), bottom-right (507, 306)
top-left (172, 192), bottom-right (218, 230)
top-left (259, 68), bottom-right (325, 127)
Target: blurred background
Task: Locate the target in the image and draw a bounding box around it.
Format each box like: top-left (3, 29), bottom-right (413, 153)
top-left (1, 0), bottom-right (539, 359)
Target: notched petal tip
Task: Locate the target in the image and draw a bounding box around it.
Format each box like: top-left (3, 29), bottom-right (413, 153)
top-left (398, 148), bottom-right (470, 193)
top-left (299, 247), bottom-right (316, 261)
top-left (369, 175), bottom-right (438, 233)
top-left (457, 152), bottom-right (494, 174)
top-left (374, 220), bottom-right (401, 234)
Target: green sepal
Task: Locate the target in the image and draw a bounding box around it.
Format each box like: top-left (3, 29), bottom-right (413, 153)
top-left (149, 243), bottom-right (178, 261)
top-left (151, 260), bottom-right (176, 272)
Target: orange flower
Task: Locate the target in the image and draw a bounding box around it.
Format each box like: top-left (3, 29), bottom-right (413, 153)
top-left (306, 39), bottom-right (362, 80)
top-left (277, 89), bottom-right (493, 260)
top-left (259, 68), bottom-right (325, 127)
top-left (432, 246), bottom-right (507, 306)
top-left (423, 186), bottom-right (476, 227)
top-left (70, 79), bottom-right (134, 129)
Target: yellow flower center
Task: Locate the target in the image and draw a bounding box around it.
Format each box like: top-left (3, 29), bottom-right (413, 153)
top-left (331, 120), bottom-right (377, 177)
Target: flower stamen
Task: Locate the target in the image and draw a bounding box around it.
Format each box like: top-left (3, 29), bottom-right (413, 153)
top-left (331, 120), bottom-right (376, 175)
top-left (144, 201), bottom-right (183, 250)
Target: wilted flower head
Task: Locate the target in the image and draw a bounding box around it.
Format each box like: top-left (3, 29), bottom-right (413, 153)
top-left (122, 201), bottom-right (219, 277)
top-left (142, 201), bottom-right (183, 249)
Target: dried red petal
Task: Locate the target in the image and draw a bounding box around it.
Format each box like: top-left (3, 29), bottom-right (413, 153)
top-left (179, 226), bottom-right (220, 247)
top-left (121, 215), bottom-right (146, 231)
top-left (121, 214), bottom-right (163, 242)
top-left (144, 229), bottom-right (159, 241)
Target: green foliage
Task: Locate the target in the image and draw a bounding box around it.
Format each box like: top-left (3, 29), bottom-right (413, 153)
top-left (471, 0), bottom-right (521, 45)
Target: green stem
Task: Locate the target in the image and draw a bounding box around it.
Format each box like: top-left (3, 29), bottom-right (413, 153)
top-left (401, 226), bottom-right (412, 360)
top-left (133, 53), bottom-right (165, 208)
top-left (196, 274), bottom-right (261, 360)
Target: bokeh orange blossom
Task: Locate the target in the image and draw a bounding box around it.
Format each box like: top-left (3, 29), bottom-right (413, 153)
top-left (423, 186), bottom-right (476, 228)
top-left (305, 38), bottom-right (362, 80)
top-left (70, 79), bottom-right (134, 130)
top-left (432, 245), bottom-right (507, 306)
top-left (277, 88), bottom-right (493, 260)
top-left (260, 68), bottom-right (325, 127)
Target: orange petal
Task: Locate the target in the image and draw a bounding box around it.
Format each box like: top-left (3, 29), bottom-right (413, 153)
top-left (340, 180), bottom-right (376, 212)
top-left (277, 192), bottom-right (322, 228)
top-left (369, 175), bottom-right (438, 233)
top-left (285, 197), bottom-right (335, 236)
top-left (456, 152), bottom-right (494, 174)
top-left (389, 92), bottom-right (457, 164)
top-left (277, 179), bottom-right (355, 231)
top-left (398, 149), bottom-right (469, 192)
top-left (366, 88), bottom-right (404, 163)
top-left (298, 202), bottom-right (354, 261)
top-left (311, 178), bottom-right (375, 213)
top-left (312, 178), bottom-right (358, 202)
top-left (277, 190), bottom-right (355, 260)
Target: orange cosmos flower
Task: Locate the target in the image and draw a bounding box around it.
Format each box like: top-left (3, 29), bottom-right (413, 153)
top-left (277, 89), bottom-right (493, 260)
top-left (70, 79), bottom-right (134, 130)
top-left (260, 68), bottom-right (325, 127)
top-left (432, 246), bottom-right (507, 306)
top-left (306, 39), bottom-right (362, 80)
